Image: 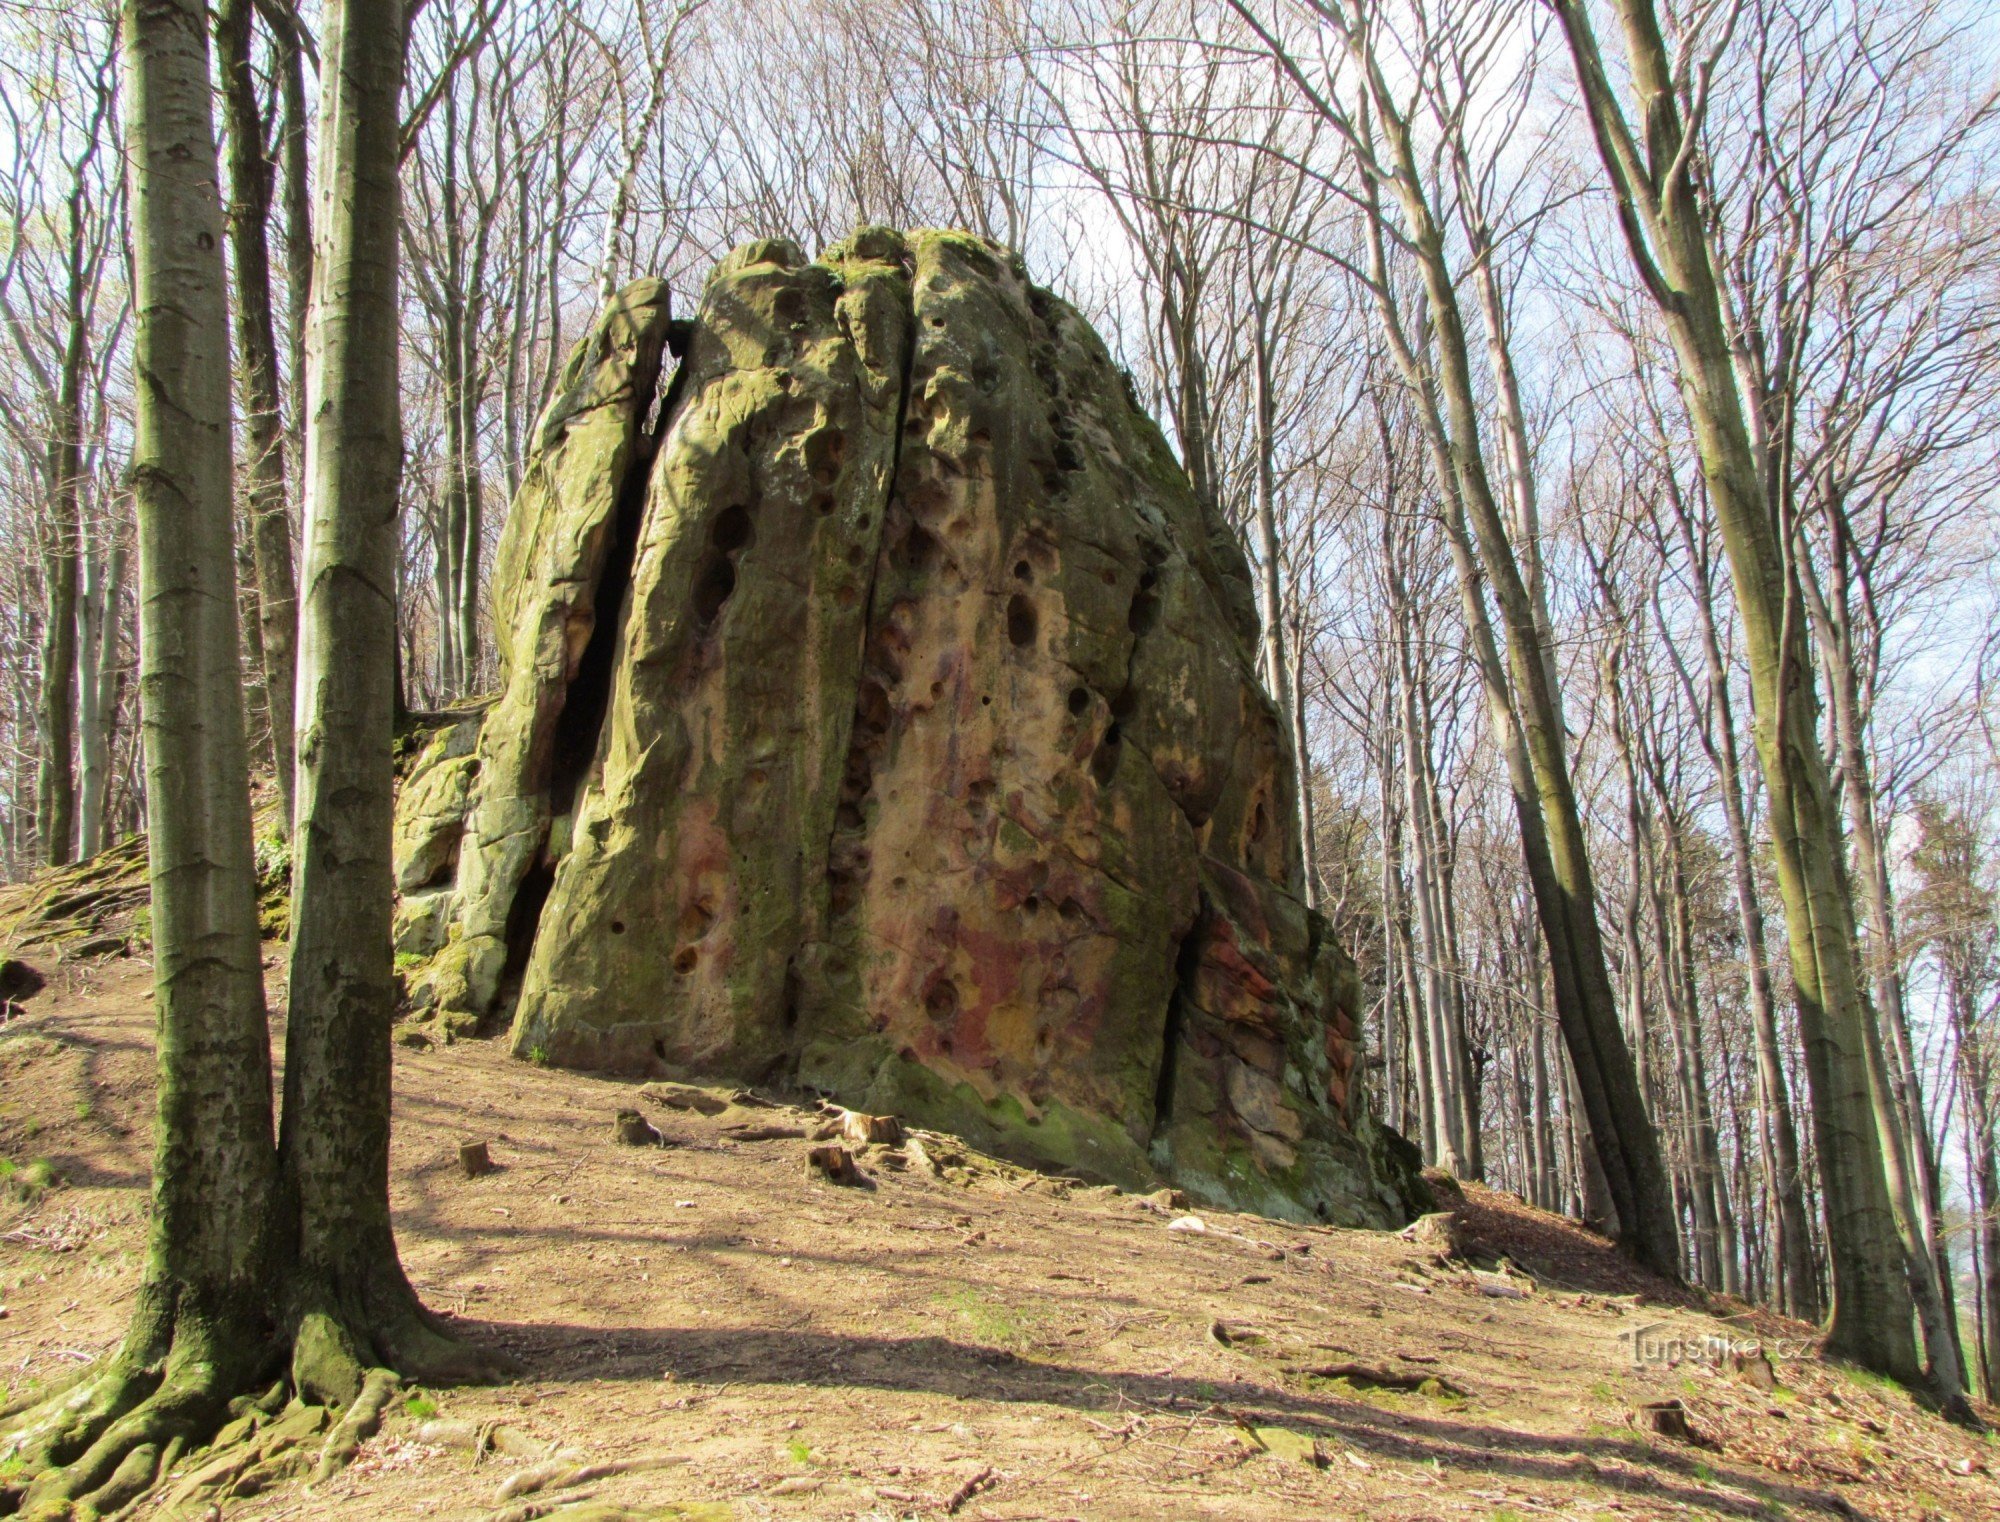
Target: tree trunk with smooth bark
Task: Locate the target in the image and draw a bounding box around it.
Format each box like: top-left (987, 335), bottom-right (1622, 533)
top-left (218, 0), bottom-right (300, 832)
top-left (1, 0), bottom-right (280, 1505)
top-left (1553, 0), bottom-right (1922, 1386)
top-left (282, 0), bottom-right (498, 1401)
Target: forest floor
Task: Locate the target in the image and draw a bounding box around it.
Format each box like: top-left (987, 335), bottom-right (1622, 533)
top-left (4, 916), bottom-right (1999, 1519)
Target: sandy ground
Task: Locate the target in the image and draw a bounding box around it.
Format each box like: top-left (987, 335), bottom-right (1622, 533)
top-left (3, 947), bottom-right (1998, 1521)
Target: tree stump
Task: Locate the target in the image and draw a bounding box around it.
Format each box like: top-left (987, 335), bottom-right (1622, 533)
top-left (807, 1144), bottom-right (864, 1185)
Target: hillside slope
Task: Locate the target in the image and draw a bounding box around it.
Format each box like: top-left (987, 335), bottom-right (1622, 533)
top-left (2, 942), bottom-right (1997, 1520)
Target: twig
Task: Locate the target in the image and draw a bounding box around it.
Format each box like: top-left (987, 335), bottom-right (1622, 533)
top-left (945, 1465), bottom-right (997, 1513)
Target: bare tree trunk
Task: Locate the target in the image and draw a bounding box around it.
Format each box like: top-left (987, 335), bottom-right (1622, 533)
top-left (218, 0), bottom-right (300, 830)
top-left (0, 0), bottom-right (280, 1504)
top-left (74, 532), bottom-right (123, 856)
top-left (283, 0), bottom-right (495, 1400)
top-left (1394, 606), bottom-right (1462, 1174)
top-left (1553, 0), bottom-right (1923, 1387)
top-left (262, 0), bottom-right (312, 467)
top-left (1806, 562), bottom-right (1967, 1389)
top-left (1953, 996), bottom-right (2000, 1397)
top-left (1349, 132), bottom-right (1677, 1274)
top-left (37, 342), bottom-right (83, 866)
top-left (1650, 473), bottom-right (1819, 1317)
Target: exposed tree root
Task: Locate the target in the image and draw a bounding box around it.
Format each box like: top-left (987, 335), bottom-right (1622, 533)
top-left (1, 1344), bottom-right (236, 1521)
top-left (494, 1452), bottom-right (690, 1502)
top-left (313, 1367), bottom-right (398, 1481)
top-left (1, 1290), bottom-right (510, 1519)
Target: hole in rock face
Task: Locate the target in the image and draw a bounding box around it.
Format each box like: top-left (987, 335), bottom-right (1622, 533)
top-left (673, 947), bottom-right (699, 974)
top-left (711, 504), bottom-right (753, 553)
top-left (1007, 595), bottom-right (1038, 649)
top-left (1250, 799), bottom-right (1269, 843)
top-left (419, 843), bottom-right (461, 892)
top-left (1090, 723), bottom-right (1122, 788)
top-left (856, 677), bottom-right (890, 731)
top-left (693, 555), bottom-right (737, 625)
top-left (1127, 577), bottom-right (1161, 637)
top-left (1067, 686), bottom-right (1090, 717)
top-left (925, 977), bottom-right (959, 1017)
top-left (902, 522), bottom-right (944, 575)
top-left (611, 920), bottom-right (626, 935)
top-left (1014, 560), bottom-right (1032, 582)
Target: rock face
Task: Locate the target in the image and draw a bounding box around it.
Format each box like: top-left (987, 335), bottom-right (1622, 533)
top-left (396, 230), bottom-right (1421, 1227)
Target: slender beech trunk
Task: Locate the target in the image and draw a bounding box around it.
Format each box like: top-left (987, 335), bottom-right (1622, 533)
top-left (1436, 834), bottom-right (1483, 1180)
top-left (1247, 294), bottom-right (1314, 903)
top-left (75, 533), bottom-right (124, 857)
top-left (1655, 481), bottom-right (1819, 1318)
top-left (1660, 814), bottom-right (1739, 1292)
top-left (1392, 597), bottom-right (1462, 1174)
top-left (0, 0), bottom-right (279, 1506)
top-left (262, 0), bottom-right (312, 471)
top-left (1949, 975), bottom-right (2000, 1395)
top-left (37, 349), bottom-right (84, 868)
top-left (218, 0), bottom-right (300, 831)
top-left (1806, 545), bottom-right (1966, 1391)
top-left (1376, 741), bottom-right (1402, 1134)
top-left (283, 0), bottom-right (493, 1400)
top-left (1291, 618), bottom-right (1319, 902)
top-left (1528, 941), bottom-right (1557, 1211)
top-left (1357, 173), bottom-right (1674, 1269)
top-left (1554, 0), bottom-right (1921, 1384)
top-left (1248, 297), bottom-right (1293, 732)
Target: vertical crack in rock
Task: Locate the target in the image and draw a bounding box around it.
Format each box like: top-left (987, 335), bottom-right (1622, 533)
top-left (812, 249), bottom-right (919, 1014)
top-left (547, 324), bottom-right (689, 822)
top-left (391, 279), bottom-right (678, 1027)
top-left (505, 231), bottom-right (916, 1075)
top-left (1151, 903), bottom-right (1207, 1133)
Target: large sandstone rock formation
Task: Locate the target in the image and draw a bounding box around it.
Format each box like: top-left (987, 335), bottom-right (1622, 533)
top-left (395, 229), bottom-right (1421, 1228)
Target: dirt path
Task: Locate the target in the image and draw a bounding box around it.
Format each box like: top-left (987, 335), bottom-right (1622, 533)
top-left (3, 951), bottom-right (1996, 1520)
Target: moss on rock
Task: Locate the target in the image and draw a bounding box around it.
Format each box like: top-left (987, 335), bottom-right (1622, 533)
top-left (393, 231), bottom-right (1416, 1227)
